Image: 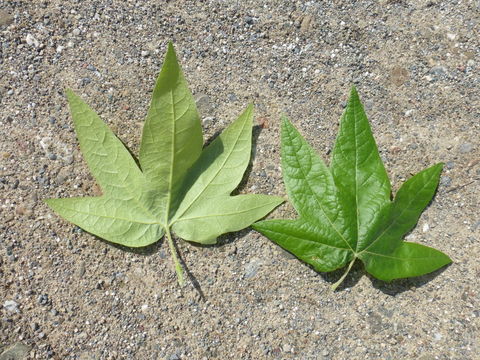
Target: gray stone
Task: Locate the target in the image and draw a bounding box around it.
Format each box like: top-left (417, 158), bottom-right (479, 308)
top-left (202, 116), bottom-right (214, 126)
top-left (429, 66), bottom-right (447, 76)
top-left (440, 176), bottom-right (452, 187)
top-left (195, 94), bottom-right (213, 116)
top-left (26, 34), bottom-right (39, 47)
top-left (459, 143), bottom-right (473, 153)
top-left (3, 300), bottom-right (19, 313)
top-left (0, 343), bottom-right (31, 360)
top-left (37, 294), bottom-right (49, 305)
top-left (244, 258), bottom-right (262, 279)
top-left (0, 10), bottom-right (14, 27)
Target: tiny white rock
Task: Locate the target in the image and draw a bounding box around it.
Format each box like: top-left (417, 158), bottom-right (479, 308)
top-left (3, 300), bottom-right (19, 313)
top-left (446, 33), bottom-right (456, 40)
top-left (26, 33), bottom-right (39, 47)
top-left (422, 223), bottom-right (430, 232)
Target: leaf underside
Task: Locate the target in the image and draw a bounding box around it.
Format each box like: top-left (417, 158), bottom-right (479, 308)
top-left (253, 87), bottom-right (451, 287)
top-left (46, 43), bottom-right (283, 283)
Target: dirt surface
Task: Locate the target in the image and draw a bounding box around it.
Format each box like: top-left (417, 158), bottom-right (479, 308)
top-left (1, 1), bottom-right (479, 359)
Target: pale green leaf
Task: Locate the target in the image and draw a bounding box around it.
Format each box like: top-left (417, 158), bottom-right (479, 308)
top-left (139, 42), bottom-right (203, 221)
top-left (172, 105), bottom-right (284, 243)
top-left (46, 44), bottom-right (283, 285)
top-left (45, 197), bottom-right (163, 248)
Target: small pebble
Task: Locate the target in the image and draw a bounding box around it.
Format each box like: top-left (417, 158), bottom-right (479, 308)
top-left (37, 294), bottom-right (49, 306)
top-left (244, 258), bottom-right (262, 279)
top-left (446, 33), bottom-right (456, 40)
top-left (195, 93), bottom-right (213, 115)
top-left (202, 116), bottom-right (214, 126)
top-left (459, 143), bottom-right (473, 153)
top-left (3, 300), bottom-right (19, 313)
top-left (440, 176), bottom-right (452, 187)
top-left (0, 10), bottom-right (14, 26)
top-left (26, 34), bottom-right (39, 47)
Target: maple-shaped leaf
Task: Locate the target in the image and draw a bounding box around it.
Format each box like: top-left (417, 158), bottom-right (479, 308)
top-left (46, 43), bottom-right (283, 285)
top-left (253, 87), bottom-right (451, 290)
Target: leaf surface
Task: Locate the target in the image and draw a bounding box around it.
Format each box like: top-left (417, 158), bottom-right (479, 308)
top-left (46, 44), bottom-right (283, 284)
top-left (253, 87), bottom-right (451, 288)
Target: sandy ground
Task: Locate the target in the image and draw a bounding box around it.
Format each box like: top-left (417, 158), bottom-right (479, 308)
top-left (1, 1), bottom-right (479, 359)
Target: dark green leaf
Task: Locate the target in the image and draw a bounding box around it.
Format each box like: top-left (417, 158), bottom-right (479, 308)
top-left (253, 87), bottom-right (451, 289)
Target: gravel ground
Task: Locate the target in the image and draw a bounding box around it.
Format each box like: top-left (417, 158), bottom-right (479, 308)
top-left (1, 1), bottom-right (479, 359)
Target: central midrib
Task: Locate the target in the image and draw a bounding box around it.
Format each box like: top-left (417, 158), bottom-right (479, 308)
top-left (290, 126), bottom-right (354, 253)
top-left (169, 109), bottom-right (249, 226)
top-left (164, 90), bottom-right (177, 226)
top-left (359, 171), bottom-right (435, 255)
top-left (353, 105), bottom-right (361, 253)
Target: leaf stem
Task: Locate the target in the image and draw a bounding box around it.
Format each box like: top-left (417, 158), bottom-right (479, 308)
top-left (331, 257), bottom-right (356, 291)
top-left (165, 227), bottom-right (184, 286)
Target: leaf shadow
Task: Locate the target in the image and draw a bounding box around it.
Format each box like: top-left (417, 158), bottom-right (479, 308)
top-left (318, 259), bottom-right (451, 293)
top-left (187, 227), bottom-right (251, 249)
top-left (169, 127), bottom-right (226, 216)
top-left (368, 264), bottom-right (451, 295)
top-left (174, 241), bottom-right (206, 301)
top-left (95, 234), bottom-right (163, 255)
top-left (117, 137), bottom-right (142, 170)
top-left (233, 124), bottom-right (264, 194)
top-left (95, 234), bottom-right (207, 300)
top-left (318, 260), bottom-right (364, 291)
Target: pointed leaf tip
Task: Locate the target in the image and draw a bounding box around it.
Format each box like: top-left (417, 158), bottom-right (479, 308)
top-left (243, 103), bottom-right (254, 118)
top-left (167, 41), bottom-right (176, 55)
top-left (280, 115), bottom-right (291, 129)
top-left (65, 88), bottom-right (77, 102)
top-left (162, 42), bottom-right (180, 70)
top-left (348, 86), bottom-right (360, 104)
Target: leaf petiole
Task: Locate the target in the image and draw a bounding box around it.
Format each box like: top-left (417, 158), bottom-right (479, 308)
top-left (331, 257), bottom-right (356, 291)
top-left (165, 227), bottom-right (185, 286)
